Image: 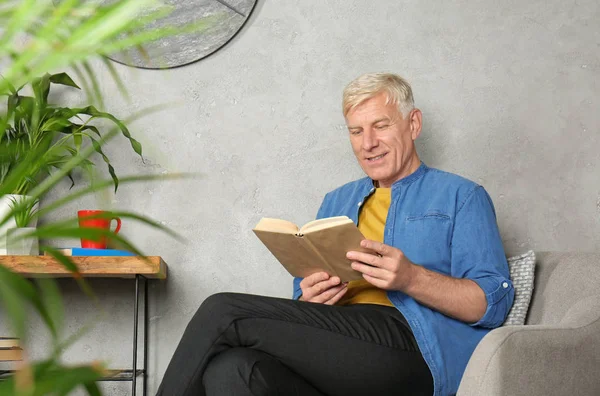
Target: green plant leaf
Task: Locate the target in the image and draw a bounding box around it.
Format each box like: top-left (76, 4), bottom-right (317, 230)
top-left (100, 12), bottom-right (223, 55)
top-left (33, 0), bottom-right (81, 48)
top-left (74, 133), bottom-right (82, 152)
top-left (0, 264), bottom-right (58, 340)
top-left (102, 56), bottom-right (129, 101)
top-left (35, 172), bottom-right (197, 219)
top-left (73, 123), bottom-right (101, 138)
top-left (0, 362), bottom-right (106, 396)
top-left (31, 73), bottom-right (51, 108)
top-left (40, 247), bottom-right (80, 275)
top-left (49, 72), bottom-right (80, 89)
top-left (45, 365), bottom-right (104, 396)
top-left (6, 195), bottom-right (38, 227)
top-left (83, 381), bottom-right (102, 396)
top-left (76, 105), bottom-right (143, 156)
top-left (26, 127), bottom-right (118, 202)
top-left (67, 0), bottom-right (169, 47)
top-left (7, 89), bottom-right (19, 117)
top-left (0, 143), bottom-right (48, 210)
top-left (89, 136), bottom-right (119, 192)
top-left (0, 0), bottom-right (51, 53)
top-left (0, 74), bottom-right (18, 95)
top-left (71, 63), bottom-right (95, 106)
top-left (19, 102), bottom-right (166, 201)
top-left (42, 247), bottom-right (97, 301)
top-left (108, 210), bottom-right (186, 242)
top-left (36, 278), bottom-right (64, 341)
top-left (40, 116), bottom-right (73, 132)
top-left (0, 265), bottom-right (30, 338)
top-left (82, 61), bottom-right (104, 109)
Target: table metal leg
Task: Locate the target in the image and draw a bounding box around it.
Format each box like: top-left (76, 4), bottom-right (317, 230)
top-left (132, 275), bottom-right (140, 396)
top-left (143, 277), bottom-right (148, 396)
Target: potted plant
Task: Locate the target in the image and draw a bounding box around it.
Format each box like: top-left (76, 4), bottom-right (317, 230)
top-left (0, 71), bottom-right (143, 254)
top-left (6, 196), bottom-right (39, 255)
top-left (0, 195), bottom-right (38, 254)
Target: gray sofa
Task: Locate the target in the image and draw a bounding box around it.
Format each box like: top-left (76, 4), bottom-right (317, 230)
top-left (457, 252), bottom-right (600, 395)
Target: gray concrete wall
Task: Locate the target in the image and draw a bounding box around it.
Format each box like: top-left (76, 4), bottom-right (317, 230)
top-left (1, 0), bottom-right (599, 394)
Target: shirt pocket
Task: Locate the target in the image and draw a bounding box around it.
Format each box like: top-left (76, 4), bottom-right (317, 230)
top-left (401, 212), bottom-right (453, 270)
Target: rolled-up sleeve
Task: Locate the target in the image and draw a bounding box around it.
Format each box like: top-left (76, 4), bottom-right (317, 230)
top-left (469, 275), bottom-right (514, 327)
top-left (451, 185), bottom-right (515, 328)
top-left (292, 277), bottom-right (303, 300)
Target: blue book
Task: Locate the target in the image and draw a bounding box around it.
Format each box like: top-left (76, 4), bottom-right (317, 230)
top-left (52, 248), bottom-right (136, 257)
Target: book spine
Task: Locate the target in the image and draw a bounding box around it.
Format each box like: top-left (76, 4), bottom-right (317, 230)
top-left (71, 249), bottom-right (134, 257)
top-left (44, 249), bottom-right (135, 256)
top-left (0, 347), bottom-right (23, 361)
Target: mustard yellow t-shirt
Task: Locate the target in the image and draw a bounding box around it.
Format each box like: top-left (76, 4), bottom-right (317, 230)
top-left (337, 187), bottom-right (394, 307)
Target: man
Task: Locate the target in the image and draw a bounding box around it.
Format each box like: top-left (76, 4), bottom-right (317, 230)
top-left (157, 73), bottom-right (514, 396)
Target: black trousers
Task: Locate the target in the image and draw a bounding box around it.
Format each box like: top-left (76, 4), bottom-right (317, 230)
top-left (156, 293), bottom-right (434, 396)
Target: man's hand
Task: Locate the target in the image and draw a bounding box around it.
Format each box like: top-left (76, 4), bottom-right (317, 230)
top-left (346, 239), bottom-right (416, 291)
top-left (299, 272), bottom-right (348, 305)
top-left (347, 239), bottom-right (487, 323)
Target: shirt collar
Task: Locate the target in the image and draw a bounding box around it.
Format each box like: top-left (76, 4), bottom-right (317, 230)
top-left (394, 161), bottom-right (428, 186)
top-left (368, 161), bottom-right (428, 190)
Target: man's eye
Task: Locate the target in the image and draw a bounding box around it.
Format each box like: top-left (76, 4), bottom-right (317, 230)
top-left (375, 124), bottom-right (389, 130)
top-left (350, 130), bottom-right (362, 135)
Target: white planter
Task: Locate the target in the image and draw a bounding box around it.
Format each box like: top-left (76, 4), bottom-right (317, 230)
top-left (0, 194), bottom-right (39, 255)
top-left (6, 227), bottom-right (39, 256)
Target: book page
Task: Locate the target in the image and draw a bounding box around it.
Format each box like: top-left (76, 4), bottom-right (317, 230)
top-left (303, 222), bottom-right (368, 282)
top-left (253, 229), bottom-right (335, 278)
top-left (299, 216), bottom-right (353, 234)
top-left (254, 218), bottom-right (299, 234)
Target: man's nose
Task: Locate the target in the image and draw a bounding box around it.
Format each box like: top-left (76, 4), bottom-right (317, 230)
top-left (362, 128), bottom-right (378, 151)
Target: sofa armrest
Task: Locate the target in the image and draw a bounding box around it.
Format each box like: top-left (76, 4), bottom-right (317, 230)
top-left (457, 296), bottom-right (600, 396)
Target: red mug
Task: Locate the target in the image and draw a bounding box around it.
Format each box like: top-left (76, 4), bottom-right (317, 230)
top-left (77, 210), bottom-right (122, 249)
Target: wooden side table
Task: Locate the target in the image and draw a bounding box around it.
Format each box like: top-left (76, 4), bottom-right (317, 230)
top-left (0, 255), bottom-right (168, 396)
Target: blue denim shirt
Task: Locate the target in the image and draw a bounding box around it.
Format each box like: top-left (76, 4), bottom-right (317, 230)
top-left (292, 162), bottom-right (514, 396)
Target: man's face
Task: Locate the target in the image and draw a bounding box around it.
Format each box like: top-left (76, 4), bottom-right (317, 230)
top-left (345, 92), bottom-right (422, 188)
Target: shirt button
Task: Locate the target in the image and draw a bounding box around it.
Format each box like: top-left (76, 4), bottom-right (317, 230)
top-left (502, 282), bottom-right (509, 289)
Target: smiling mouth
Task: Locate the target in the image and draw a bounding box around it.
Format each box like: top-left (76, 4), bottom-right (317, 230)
top-left (366, 153), bottom-right (387, 162)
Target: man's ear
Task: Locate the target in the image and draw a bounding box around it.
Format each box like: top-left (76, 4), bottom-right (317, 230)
top-left (409, 109), bottom-right (423, 140)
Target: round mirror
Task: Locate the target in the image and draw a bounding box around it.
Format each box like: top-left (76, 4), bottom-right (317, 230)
top-left (57, 0), bottom-right (257, 69)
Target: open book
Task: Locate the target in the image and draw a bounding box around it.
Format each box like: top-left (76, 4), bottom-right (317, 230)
top-left (253, 216), bottom-right (368, 282)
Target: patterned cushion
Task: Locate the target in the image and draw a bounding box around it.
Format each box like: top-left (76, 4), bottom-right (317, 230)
top-left (502, 250), bottom-right (536, 326)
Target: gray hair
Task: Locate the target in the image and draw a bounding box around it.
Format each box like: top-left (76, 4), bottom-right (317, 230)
top-left (342, 72), bottom-right (415, 118)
